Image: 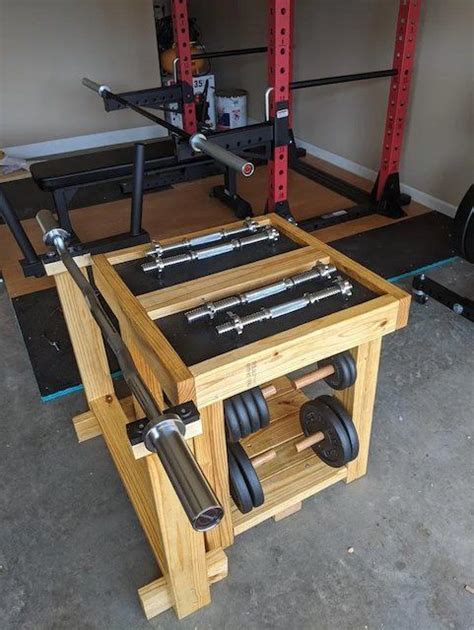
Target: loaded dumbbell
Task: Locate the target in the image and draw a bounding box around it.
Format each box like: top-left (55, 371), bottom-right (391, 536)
top-left (224, 352), bottom-right (356, 443)
top-left (296, 395), bottom-right (359, 468)
top-left (291, 351), bottom-right (357, 391)
top-left (228, 395), bottom-right (359, 514)
top-left (228, 443), bottom-right (276, 514)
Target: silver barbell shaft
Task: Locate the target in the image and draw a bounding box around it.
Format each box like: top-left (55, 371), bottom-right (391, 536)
top-left (190, 133), bottom-right (255, 177)
top-left (142, 226), bottom-right (280, 273)
top-left (35, 209), bottom-right (223, 532)
top-left (145, 218), bottom-right (261, 257)
top-left (186, 262), bottom-right (337, 323)
top-left (216, 277), bottom-right (353, 335)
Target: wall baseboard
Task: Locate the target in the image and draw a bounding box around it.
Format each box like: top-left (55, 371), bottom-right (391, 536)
top-left (294, 136), bottom-right (457, 218)
top-left (3, 125), bottom-right (166, 160)
top-left (4, 122), bottom-right (457, 218)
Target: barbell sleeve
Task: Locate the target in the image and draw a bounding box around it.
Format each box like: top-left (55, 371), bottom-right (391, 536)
top-left (82, 77), bottom-right (110, 96)
top-left (35, 209), bottom-right (223, 532)
top-left (190, 133), bottom-right (255, 177)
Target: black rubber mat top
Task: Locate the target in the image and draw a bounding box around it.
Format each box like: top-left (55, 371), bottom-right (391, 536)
top-left (156, 276), bottom-right (375, 366)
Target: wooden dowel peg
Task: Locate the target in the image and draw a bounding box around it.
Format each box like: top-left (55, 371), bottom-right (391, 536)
top-left (295, 431), bottom-right (324, 453)
top-left (251, 449), bottom-right (277, 468)
top-left (261, 384), bottom-right (277, 399)
top-left (291, 364), bottom-right (335, 390)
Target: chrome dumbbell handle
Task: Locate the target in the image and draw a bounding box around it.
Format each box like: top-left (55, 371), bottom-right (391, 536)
top-left (142, 227), bottom-right (280, 273)
top-left (145, 218), bottom-right (261, 258)
top-left (216, 277), bottom-right (353, 335)
top-left (185, 262), bottom-right (337, 323)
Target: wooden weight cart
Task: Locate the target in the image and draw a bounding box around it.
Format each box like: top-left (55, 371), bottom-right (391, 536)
top-left (43, 214), bottom-right (410, 620)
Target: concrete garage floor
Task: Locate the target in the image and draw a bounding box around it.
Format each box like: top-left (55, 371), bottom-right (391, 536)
top-left (0, 260), bottom-right (472, 630)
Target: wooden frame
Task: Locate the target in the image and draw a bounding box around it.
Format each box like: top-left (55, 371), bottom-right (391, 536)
top-left (47, 214), bottom-right (409, 620)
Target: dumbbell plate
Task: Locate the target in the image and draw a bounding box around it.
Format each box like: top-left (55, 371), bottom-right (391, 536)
top-left (228, 442), bottom-right (264, 508)
top-left (241, 389), bottom-right (262, 433)
top-left (229, 394), bottom-right (252, 438)
top-left (318, 395), bottom-right (359, 461)
top-left (250, 386), bottom-right (270, 429)
top-left (224, 398), bottom-right (242, 443)
top-left (300, 398), bottom-right (353, 468)
top-left (318, 351), bottom-right (357, 390)
top-left (228, 449), bottom-right (253, 513)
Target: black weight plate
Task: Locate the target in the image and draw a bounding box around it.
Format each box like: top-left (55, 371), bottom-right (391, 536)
top-left (300, 398), bottom-right (353, 468)
top-left (224, 398), bottom-right (242, 443)
top-left (319, 351), bottom-right (356, 390)
top-left (229, 442), bottom-right (265, 508)
top-left (229, 394), bottom-right (252, 438)
top-left (250, 386), bottom-right (270, 428)
top-left (228, 449), bottom-right (253, 514)
top-left (241, 389), bottom-right (261, 433)
top-left (453, 184), bottom-right (474, 262)
top-left (319, 395), bottom-right (359, 461)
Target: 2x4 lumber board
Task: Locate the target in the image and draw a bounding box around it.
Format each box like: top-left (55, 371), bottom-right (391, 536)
top-left (92, 254), bottom-right (194, 405)
top-left (90, 395), bottom-right (167, 573)
top-left (55, 271), bottom-right (114, 401)
top-left (191, 295), bottom-right (400, 407)
top-left (146, 455), bottom-right (210, 619)
top-left (72, 397), bottom-right (203, 449)
top-left (338, 339), bottom-right (382, 483)
top-left (193, 402), bottom-right (234, 550)
top-left (271, 214), bottom-right (410, 328)
top-left (233, 456), bottom-right (348, 535)
top-left (140, 247), bottom-right (328, 319)
top-left (138, 549), bottom-right (228, 621)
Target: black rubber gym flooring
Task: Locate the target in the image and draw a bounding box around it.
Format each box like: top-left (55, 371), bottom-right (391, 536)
top-left (9, 209), bottom-right (456, 399)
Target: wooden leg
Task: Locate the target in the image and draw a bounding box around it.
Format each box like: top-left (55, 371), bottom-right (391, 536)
top-left (56, 271), bottom-right (211, 619)
top-left (193, 403), bottom-right (234, 550)
top-left (55, 271), bottom-right (114, 401)
top-left (335, 338), bottom-right (382, 483)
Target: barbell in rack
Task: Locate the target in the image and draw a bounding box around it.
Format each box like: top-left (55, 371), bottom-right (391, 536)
top-left (142, 226), bottom-right (280, 273)
top-left (216, 277), bottom-right (353, 335)
top-left (145, 218), bottom-right (261, 258)
top-left (185, 262), bottom-right (337, 323)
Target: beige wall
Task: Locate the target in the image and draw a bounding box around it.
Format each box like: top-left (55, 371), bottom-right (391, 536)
top-left (189, 0), bottom-right (474, 206)
top-left (0, 0), bottom-right (159, 147)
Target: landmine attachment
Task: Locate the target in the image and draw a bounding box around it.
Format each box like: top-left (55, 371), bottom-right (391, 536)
top-left (216, 277), bottom-right (353, 335)
top-left (35, 209), bottom-right (223, 532)
top-left (142, 226), bottom-right (280, 273)
top-left (145, 218), bottom-right (261, 258)
top-left (224, 352), bottom-right (357, 443)
top-left (185, 262), bottom-right (336, 323)
top-left (228, 395), bottom-right (359, 514)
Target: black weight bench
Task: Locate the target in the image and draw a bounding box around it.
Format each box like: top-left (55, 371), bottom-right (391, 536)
top-left (30, 137), bottom-right (220, 232)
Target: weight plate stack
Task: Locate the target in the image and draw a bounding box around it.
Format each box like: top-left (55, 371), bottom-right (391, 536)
top-left (224, 386), bottom-right (270, 442)
top-left (227, 442), bottom-right (265, 513)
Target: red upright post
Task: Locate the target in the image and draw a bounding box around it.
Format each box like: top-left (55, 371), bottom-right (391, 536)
top-left (266, 0), bottom-right (293, 220)
top-left (376, 0), bottom-right (422, 200)
top-left (171, 0), bottom-right (197, 134)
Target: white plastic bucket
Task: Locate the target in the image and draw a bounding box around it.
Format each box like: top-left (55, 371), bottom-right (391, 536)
top-left (215, 89), bottom-right (248, 130)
